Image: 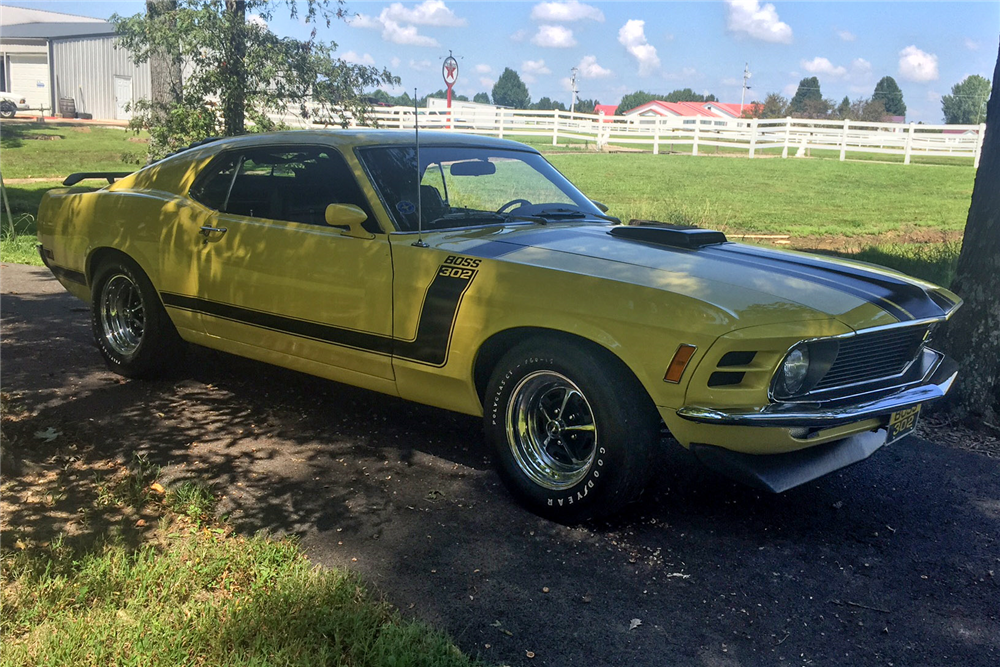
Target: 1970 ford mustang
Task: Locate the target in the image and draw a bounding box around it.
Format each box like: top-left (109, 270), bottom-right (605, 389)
top-left (37, 130), bottom-right (961, 521)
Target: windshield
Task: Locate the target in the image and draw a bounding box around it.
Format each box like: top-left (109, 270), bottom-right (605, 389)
top-left (357, 145), bottom-right (605, 232)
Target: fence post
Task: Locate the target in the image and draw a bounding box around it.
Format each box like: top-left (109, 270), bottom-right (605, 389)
top-left (692, 123), bottom-right (700, 156)
top-left (839, 119), bottom-right (850, 161)
top-left (653, 117), bottom-right (661, 155)
top-left (552, 110), bottom-right (560, 146)
top-left (749, 118), bottom-right (758, 158)
top-left (974, 122), bottom-right (986, 168)
top-left (498, 109), bottom-right (504, 139)
top-left (903, 122), bottom-right (915, 164)
top-left (782, 117), bottom-right (791, 158)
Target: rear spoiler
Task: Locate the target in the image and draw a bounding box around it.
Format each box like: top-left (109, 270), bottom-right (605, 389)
top-left (62, 172), bottom-right (133, 186)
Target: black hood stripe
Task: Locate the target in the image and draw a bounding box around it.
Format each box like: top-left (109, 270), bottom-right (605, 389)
top-left (704, 244), bottom-right (946, 321)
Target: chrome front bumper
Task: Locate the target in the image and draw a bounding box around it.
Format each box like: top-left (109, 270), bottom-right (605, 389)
top-left (677, 350), bottom-right (957, 429)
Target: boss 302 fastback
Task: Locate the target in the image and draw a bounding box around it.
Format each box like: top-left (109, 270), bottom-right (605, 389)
top-left (37, 130), bottom-right (961, 521)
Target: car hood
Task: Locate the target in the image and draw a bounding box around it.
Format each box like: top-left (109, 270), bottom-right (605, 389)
top-left (434, 222), bottom-right (961, 332)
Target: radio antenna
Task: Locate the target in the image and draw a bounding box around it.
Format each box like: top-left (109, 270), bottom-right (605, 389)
top-left (412, 88), bottom-right (428, 248)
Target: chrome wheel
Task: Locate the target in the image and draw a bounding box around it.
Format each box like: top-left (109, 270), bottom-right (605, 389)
top-left (506, 371), bottom-right (598, 491)
top-left (99, 273), bottom-right (145, 356)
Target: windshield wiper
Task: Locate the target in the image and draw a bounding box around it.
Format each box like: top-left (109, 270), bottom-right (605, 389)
top-left (534, 207), bottom-right (620, 223)
top-left (433, 210), bottom-right (548, 226)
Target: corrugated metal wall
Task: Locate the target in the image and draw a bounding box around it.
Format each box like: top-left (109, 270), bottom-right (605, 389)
top-left (51, 35), bottom-right (150, 120)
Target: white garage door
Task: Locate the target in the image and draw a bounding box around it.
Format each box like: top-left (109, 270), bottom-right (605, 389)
top-left (9, 54), bottom-right (49, 112)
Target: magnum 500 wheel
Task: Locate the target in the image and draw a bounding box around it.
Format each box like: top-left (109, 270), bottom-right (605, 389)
top-left (485, 338), bottom-right (660, 522)
top-left (91, 256), bottom-right (182, 378)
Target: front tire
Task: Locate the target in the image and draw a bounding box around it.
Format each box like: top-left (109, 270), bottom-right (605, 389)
top-left (485, 338), bottom-right (660, 522)
top-left (0, 102), bottom-right (16, 119)
top-left (91, 256), bottom-right (183, 378)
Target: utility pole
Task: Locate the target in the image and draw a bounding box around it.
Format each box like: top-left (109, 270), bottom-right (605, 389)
top-left (570, 67), bottom-right (579, 114)
top-left (740, 62), bottom-right (752, 114)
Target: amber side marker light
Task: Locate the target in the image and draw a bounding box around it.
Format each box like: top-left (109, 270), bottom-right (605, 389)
top-left (664, 344), bottom-right (697, 383)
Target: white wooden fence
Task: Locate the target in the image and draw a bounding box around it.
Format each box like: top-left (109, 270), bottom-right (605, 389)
top-left (274, 107), bottom-right (987, 168)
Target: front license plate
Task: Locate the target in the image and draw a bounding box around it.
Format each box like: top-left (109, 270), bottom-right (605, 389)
top-left (886, 404), bottom-right (921, 444)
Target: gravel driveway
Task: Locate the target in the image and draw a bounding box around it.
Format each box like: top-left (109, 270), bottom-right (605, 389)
top-left (3, 262), bottom-right (998, 666)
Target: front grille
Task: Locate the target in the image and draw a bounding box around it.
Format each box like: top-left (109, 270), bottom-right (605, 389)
top-left (814, 325), bottom-right (928, 391)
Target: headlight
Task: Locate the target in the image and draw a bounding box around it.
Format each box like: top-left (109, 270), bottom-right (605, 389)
top-left (781, 346), bottom-right (810, 395)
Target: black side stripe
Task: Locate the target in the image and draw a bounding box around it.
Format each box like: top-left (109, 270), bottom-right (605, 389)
top-left (160, 268), bottom-right (477, 367)
top-left (705, 245), bottom-right (946, 321)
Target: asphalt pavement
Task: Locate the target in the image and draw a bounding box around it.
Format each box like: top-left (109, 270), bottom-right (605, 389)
top-left (2, 262), bottom-right (998, 666)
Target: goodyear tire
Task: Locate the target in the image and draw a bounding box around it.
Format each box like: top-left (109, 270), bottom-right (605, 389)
top-left (485, 338), bottom-right (660, 522)
top-left (0, 102), bottom-right (16, 119)
top-left (91, 255), bottom-right (183, 378)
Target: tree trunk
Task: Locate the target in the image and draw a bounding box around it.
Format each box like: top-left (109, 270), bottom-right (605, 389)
top-left (941, 40), bottom-right (1000, 426)
top-left (146, 1), bottom-right (182, 127)
top-left (222, 0), bottom-right (247, 136)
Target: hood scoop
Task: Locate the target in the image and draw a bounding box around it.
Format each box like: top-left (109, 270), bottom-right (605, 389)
top-left (609, 221), bottom-right (727, 249)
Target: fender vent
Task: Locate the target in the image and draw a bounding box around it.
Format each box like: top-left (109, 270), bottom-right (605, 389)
top-left (610, 222), bottom-right (727, 249)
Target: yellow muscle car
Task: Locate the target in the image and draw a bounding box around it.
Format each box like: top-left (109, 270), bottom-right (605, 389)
top-left (36, 130), bottom-right (961, 521)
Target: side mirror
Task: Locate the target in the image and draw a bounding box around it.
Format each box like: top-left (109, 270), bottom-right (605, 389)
top-left (591, 200), bottom-right (609, 213)
top-left (325, 204), bottom-right (373, 239)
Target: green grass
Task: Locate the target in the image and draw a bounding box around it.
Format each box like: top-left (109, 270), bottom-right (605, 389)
top-left (0, 122), bottom-right (147, 179)
top-left (547, 152), bottom-right (974, 238)
top-left (826, 241), bottom-right (962, 287)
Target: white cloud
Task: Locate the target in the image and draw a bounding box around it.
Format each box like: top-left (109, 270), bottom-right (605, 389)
top-left (391, 57), bottom-right (401, 68)
top-left (926, 90), bottom-right (942, 103)
top-left (532, 24), bottom-right (577, 48)
top-left (577, 55), bottom-right (611, 78)
top-left (560, 77), bottom-right (575, 92)
top-left (349, 13), bottom-right (383, 29)
top-left (802, 57), bottom-right (847, 78)
top-left (663, 67), bottom-right (698, 82)
top-left (898, 45), bottom-right (939, 82)
top-left (342, 51), bottom-right (375, 66)
top-left (523, 59), bottom-right (552, 76)
top-left (531, 1), bottom-right (604, 23)
top-left (722, 77), bottom-right (740, 86)
top-left (383, 1), bottom-right (466, 27)
top-left (964, 38), bottom-right (980, 51)
top-left (248, 14), bottom-right (267, 29)
top-left (837, 29), bottom-right (855, 42)
top-left (726, 0), bottom-right (793, 44)
top-left (851, 58), bottom-right (872, 77)
top-left (618, 20), bottom-right (660, 75)
top-left (782, 83), bottom-right (798, 97)
top-left (382, 19), bottom-right (439, 47)
top-left (347, 1), bottom-right (465, 48)
top-left (475, 64), bottom-right (492, 74)
top-left (510, 29), bottom-right (530, 42)
top-left (409, 59), bottom-right (433, 72)
top-left (479, 77), bottom-right (495, 88)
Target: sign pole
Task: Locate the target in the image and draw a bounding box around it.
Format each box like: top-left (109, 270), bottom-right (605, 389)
top-left (442, 51), bottom-right (459, 130)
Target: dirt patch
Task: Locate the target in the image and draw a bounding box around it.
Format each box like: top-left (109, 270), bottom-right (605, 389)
top-left (918, 413), bottom-right (1000, 458)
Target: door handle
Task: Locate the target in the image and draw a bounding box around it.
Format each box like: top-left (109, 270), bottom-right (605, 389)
top-left (199, 226), bottom-right (228, 241)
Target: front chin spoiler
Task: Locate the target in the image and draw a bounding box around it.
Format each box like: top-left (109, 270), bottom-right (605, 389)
top-left (690, 430), bottom-right (890, 493)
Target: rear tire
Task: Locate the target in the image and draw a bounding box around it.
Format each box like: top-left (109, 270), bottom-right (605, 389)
top-left (91, 256), bottom-right (183, 378)
top-left (0, 102), bottom-right (16, 119)
top-left (484, 338), bottom-right (660, 522)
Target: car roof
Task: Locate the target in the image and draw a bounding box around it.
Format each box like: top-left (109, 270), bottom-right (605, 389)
top-left (186, 129), bottom-right (540, 155)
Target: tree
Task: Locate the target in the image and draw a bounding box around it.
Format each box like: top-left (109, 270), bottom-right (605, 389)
top-left (491, 68), bottom-right (530, 109)
top-left (836, 96), bottom-right (851, 119)
top-left (473, 92), bottom-right (491, 104)
top-left (872, 76), bottom-right (906, 117)
top-left (941, 44), bottom-right (1000, 425)
top-left (113, 1), bottom-right (397, 157)
top-left (575, 98), bottom-right (598, 114)
top-left (840, 97), bottom-right (887, 122)
top-left (146, 0), bottom-right (182, 131)
top-left (942, 74), bottom-right (992, 124)
top-left (531, 96), bottom-right (566, 111)
top-left (752, 92), bottom-right (788, 119)
top-left (789, 77), bottom-right (822, 116)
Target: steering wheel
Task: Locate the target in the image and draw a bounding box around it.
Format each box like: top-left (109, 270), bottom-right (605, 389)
top-left (496, 199), bottom-right (531, 214)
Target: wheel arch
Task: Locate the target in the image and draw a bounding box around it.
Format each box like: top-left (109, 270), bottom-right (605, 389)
top-left (473, 326), bottom-right (657, 414)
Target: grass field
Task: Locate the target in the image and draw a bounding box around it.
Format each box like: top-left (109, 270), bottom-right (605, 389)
top-left (1, 121), bottom-right (973, 284)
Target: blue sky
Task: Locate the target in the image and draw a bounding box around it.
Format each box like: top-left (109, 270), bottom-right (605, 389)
top-left (14, 1), bottom-right (1000, 122)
